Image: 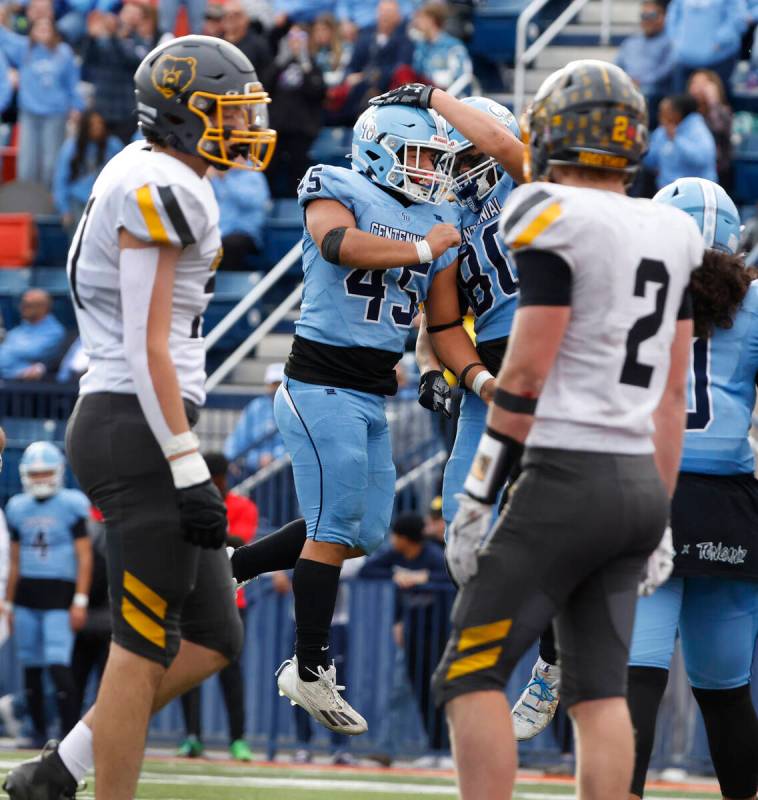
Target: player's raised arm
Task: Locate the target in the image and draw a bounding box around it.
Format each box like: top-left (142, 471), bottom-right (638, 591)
top-left (304, 201), bottom-right (460, 271)
top-left (370, 84), bottom-right (525, 184)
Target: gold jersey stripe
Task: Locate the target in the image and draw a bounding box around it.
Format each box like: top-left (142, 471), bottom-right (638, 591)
top-left (124, 570), bottom-right (168, 619)
top-left (446, 646), bottom-right (502, 681)
top-left (458, 618), bottom-right (512, 652)
top-left (122, 596), bottom-right (166, 649)
top-left (510, 203), bottom-right (562, 250)
top-left (136, 184), bottom-right (170, 244)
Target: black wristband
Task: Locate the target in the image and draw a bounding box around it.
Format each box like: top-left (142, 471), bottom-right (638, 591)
top-left (464, 428), bottom-right (524, 504)
top-left (493, 388), bottom-right (538, 415)
top-left (427, 317), bottom-right (463, 334)
top-left (458, 361), bottom-right (486, 389)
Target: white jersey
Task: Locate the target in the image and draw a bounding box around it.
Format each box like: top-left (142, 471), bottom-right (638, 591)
top-left (500, 181), bottom-right (704, 455)
top-left (68, 140), bottom-right (222, 407)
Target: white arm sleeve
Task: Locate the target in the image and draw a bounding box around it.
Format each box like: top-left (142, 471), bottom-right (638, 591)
top-left (119, 246), bottom-right (174, 447)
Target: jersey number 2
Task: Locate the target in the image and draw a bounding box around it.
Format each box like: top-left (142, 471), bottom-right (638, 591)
top-left (620, 259), bottom-right (670, 389)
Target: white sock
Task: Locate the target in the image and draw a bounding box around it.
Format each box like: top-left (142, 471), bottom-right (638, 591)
top-left (58, 720), bottom-right (93, 781)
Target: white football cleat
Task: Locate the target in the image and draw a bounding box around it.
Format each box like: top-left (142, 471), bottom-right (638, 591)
top-left (276, 656), bottom-right (368, 736)
top-left (511, 658), bottom-right (561, 741)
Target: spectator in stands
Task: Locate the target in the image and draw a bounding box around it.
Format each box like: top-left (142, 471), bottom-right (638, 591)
top-left (410, 3), bottom-right (472, 93)
top-left (209, 165), bottom-right (271, 267)
top-left (423, 496), bottom-right (445, 550)
top-left (0, 16), bottom-right (83, 188)
top-left (53, 110), bottom-right (123, 236)
top-left (614, 0), bottom-right (674, 125)
top-left (202, 2), bottom-right (225, 36)
top-left (360, 512), bottom-right (449, 757)
top-left (159, 0), bottom-right (206, 36)
top-left (311, 13), bottom-right (353, 87)
top-left (177, 453), bottom-right (257, 762)
top-left (643, 93), bottom-right (718, 190)
top-left (273, 0), bottom-right (334, 25)
top-left (70, 508), bottom-right (109, 716)
top-left (81, 4), bottom-right (156, 143)
top-left (7, 0), bottom-right (54, 37)
top-left (0, 48), bottom-right (14, 119)
top-left (222, 0), bottom-right (272, 75)
top-left (0, 290), bottom-right (65, 381)
top-left (332, 0), bottom-right (414, 124)
top-left (56, 337), bottom-right (88, 384)
top-left (336, 0), bottom-right (418, 31)
top-left (224, 363), bottom-right (287, 475)
top-left (264, 24), bottom-right (325, 197)
top-left (687, 69), bottom-right (733, 189)
top-left (666, 0), bottom-right (746, 92)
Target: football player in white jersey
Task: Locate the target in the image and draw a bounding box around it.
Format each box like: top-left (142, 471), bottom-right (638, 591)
top-left (432, 61), bottom-right (705, 800)
top-left (4, 35), bottom-right (276, 800)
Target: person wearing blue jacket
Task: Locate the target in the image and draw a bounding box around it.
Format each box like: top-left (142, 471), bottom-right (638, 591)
top-left (411, 3), bottom-right (471, 93)
top-left (209, 165), bottom-right (270, 269)
top-left (666, 0), bottom-right (747, 91)
top-left (0, 17), bottom-right (83, 187)
top-left (52, 110), bottom-right (122, 235)
top-left (644, 94), bottom-right (717, 189)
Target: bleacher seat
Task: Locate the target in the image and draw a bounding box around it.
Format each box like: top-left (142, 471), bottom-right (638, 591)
top-left (470, 0), bottom-right (526, 64)
top-left (264, 199), bottom-right (303, 268)
top-left (308, 127), bottom-right (351, 168)
top-left (732, 130), bottom-right (758, 205)
top-left (0, 214), bottom-right (36, 267)
top-left (35, 216), bottom-right (70, 267)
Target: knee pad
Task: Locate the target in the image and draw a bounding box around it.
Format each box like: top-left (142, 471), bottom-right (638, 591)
top-left (628, 666), bottom-right (669, 798)
top-left (693, 684), bottom-right (758, 800)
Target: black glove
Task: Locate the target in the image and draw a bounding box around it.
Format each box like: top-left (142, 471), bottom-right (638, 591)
top-left (177, 480), bottom-right (228, 549)
top-left (419, 370), bottom-right (452, 417)
top-left (369, 83), bottom-right (436, 110)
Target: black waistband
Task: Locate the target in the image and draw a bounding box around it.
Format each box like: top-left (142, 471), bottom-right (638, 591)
top-left (476, 336), bottom-right (508, 376)
top-left (79, 392), bottom-right (200, 427)
top-left (284, 335), bottom-right (401, 396)
top-left (16, 578), bottom-right (75, 610)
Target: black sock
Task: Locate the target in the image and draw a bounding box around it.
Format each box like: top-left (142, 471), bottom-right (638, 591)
top-left (293, 558), bottom-right (341, 682)
top-left (538, 623), bottom-right (558, 666)
top-left (628, 666), bottom-right (669, 798)
top-left (49, 664), bottom-right (79, 738)
top-left (232, 518), bottom-right (307, 582)
top-left (181, 687), bottom-right (202, 738)
top-left (24, 667), bottom-right (45, 740)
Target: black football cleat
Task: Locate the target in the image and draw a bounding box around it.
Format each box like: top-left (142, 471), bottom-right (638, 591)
top-left (3, 741), bottom-right (78, 800)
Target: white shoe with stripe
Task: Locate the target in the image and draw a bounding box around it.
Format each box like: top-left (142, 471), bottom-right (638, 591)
top-left (276, 656), bottom-right (367, 736)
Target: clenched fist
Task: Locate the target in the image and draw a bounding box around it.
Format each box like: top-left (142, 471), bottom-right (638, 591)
top-left (425, 224), bottom-right (461, 259)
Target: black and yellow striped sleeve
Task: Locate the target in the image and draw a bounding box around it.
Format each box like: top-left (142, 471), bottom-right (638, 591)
top-left (499, 186), bottom-right (563, 252)
top-left (122, 183), bottom-right (201, 248)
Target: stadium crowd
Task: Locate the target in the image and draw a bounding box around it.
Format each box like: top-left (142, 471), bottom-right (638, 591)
top-left (0, 0), bottom-right (757, 790)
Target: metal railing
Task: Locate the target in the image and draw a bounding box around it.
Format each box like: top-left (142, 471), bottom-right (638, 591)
top-left (513, 0), bottom-right (613, 116)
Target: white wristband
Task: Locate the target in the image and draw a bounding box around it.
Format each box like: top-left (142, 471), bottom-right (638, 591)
top-left (415, 239), bottom-right (433, 264)
top-left (73, 593), bottom-right (89, 609)
top-left (162, 432), bottom-right (210, 489)
top-left (471, 370), bottom-right (494, 398)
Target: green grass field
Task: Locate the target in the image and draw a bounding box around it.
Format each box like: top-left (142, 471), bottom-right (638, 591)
top-left (0, 752), bottom-right (722, 800)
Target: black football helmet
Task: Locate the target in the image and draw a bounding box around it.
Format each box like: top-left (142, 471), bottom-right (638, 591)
top-left (134, 35), bottom-right (277, 171)
top-left (525, 60), bottom-right (648, 182)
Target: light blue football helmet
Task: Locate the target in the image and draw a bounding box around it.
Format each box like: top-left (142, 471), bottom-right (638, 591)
top-left (653, 177), bottom-right (741, 255)
top-left (448, 96), bottom-right (520, 214)
top-left (20, 441), bottom-right (65, 499)
top-left (351, 104), bottom-right (455, 205)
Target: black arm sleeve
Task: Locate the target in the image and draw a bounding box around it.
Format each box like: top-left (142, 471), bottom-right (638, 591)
top-left (678, 287), bottom-right (693, 320)
top-left (71, 518), bottom-right (88, 540)
top-left (514, 249), bottom-right (572, 307)
top-left (9, 526), bottom-right (18, 542)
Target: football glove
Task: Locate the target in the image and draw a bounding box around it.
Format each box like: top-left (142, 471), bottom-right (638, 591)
top-left (177, 480), bottom-right (228, 549)
top-left (446, 493), bottom-right (492, 586)
top-left (418, 370), bottom-right (452, 417)
top-left (369, 83), bottom-right (436, 110)
top-left (638, 525), bottom-right (675, 597)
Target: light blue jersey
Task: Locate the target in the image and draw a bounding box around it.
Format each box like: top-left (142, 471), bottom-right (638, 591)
top-left (5, 488), bottom-right (89, 582)
top-left (296, 164), bottom-right (460, 354)
top-left (458, 174), bottom-right (519, 343)
top-left (681, 280), bottom-right (758, 475)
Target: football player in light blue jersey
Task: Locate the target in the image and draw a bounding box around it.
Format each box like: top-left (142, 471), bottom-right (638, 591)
top-left (4, 442), bottom-right (92, 745)
top-left (627, 178), bottom-right (758, 800)
top-left (232, 102), bottom-right (494, 735)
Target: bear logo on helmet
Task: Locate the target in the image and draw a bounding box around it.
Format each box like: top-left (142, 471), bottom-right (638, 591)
top-left (151, 54), bottom-right (197, 100)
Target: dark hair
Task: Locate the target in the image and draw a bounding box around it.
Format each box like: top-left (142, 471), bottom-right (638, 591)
top-left (642, 0), bottom-right (667, 10)
top-left (666, 93), bottom-right (698, 120)
top-left (70, 111), bottom-right (108, 181)
top-left (392, 512), bottom-right (424, 542)
top-left (204, 451), bottom-right (229, 478)
top-left (690, 250), bottom-right (758, 339)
